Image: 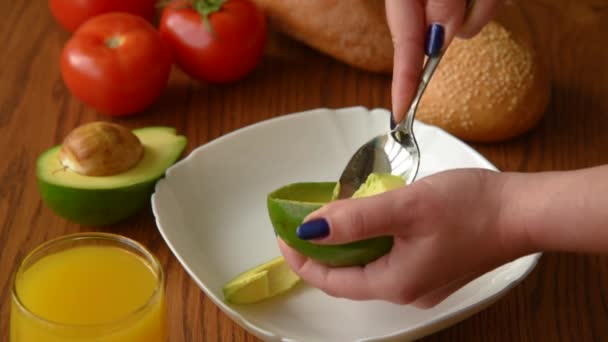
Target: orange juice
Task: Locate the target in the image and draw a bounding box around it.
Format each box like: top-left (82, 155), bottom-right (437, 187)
top-left (10, 233), bottom-right (168, 342)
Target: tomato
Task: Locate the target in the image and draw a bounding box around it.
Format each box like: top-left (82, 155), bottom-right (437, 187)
top-left (61, 13), bottom-right (172, 116)
top-left (49, 0), bottom-right (157, 32)
top-left (159, 0), bottom-right (267, 83)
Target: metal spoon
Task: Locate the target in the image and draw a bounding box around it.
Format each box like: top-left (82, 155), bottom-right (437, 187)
top-left (336, 24), bottom-right (446, 199)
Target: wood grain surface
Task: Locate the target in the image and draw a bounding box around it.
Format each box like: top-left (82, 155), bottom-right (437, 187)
top-left (1, 0), bottom-right (608, 341)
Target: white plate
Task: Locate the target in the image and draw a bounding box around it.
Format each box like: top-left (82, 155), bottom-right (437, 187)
top-left (152, 107), bottom-right (541, 342)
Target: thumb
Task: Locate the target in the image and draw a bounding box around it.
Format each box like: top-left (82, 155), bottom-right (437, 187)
top-left (296, 189), bottom-right (414, 244)
top-left (385, 0), bottom-right (425, 123)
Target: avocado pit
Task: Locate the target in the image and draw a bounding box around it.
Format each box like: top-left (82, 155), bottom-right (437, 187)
top-left (59, 122), bottom-right (144, 177)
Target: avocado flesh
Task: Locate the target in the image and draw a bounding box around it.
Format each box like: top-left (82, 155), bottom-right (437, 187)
top-left (352, 173), bottom-right (406, 198)
top-left (37, 127), bottom-right (187, 226)
top-left (222, 256), bottom-right (300, 304)
top-left (267, 174), bottom-right (405, 267)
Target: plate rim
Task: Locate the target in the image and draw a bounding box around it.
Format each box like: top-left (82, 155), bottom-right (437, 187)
top-left (151, 106), bottom-right (542, 342)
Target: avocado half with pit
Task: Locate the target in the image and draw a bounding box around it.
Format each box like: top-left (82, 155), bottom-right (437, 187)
top-left (267, 173), bottom-right (404, 267)
top-left (37, 126), bottom-right (187, 226)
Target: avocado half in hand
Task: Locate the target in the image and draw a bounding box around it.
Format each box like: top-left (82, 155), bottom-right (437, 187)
top-left (37, 122), bottom-right (187, 226)
top-left (267, 173), bottom-right (405, 267)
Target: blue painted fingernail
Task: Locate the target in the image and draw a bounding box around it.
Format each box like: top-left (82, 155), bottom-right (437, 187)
top-left (390, 115), bottom-right (397, 130)
top-left (296, 218), bottom-right (329, 240)
top-left (425, 23), bottom-right (445, 57)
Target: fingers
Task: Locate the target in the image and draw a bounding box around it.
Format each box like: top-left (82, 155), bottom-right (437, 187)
top-left (386, 0), bottom-right (497, 123)
top-left (298, 189), bottom-right (415, 244)
top-left (385, 0), bottom-right (426, 123)
top-left (458, 0), bottom-right (504, 38)
top-left (280, 236), bottom-right (482, 307)
top-left (277, 238), bottom-right (375, 300)
top-left (278, 238), bottom-right (404, 301)
top-left (425, 0), bottom-right (467, 45)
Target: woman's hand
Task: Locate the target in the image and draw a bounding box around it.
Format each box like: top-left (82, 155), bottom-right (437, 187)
top-left (278, 163), bottom-right (608, 307)
top-left (278, 168), bottom-right (530, 308)
top-left (386, 0), bottom-right (504, 122)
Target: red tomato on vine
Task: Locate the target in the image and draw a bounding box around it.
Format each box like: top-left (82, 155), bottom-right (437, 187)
top-left (159, 0), bottom-right (267, 83)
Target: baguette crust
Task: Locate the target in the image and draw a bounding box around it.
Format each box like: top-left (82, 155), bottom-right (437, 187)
top-left (253, 0), bottom-right (394, 73)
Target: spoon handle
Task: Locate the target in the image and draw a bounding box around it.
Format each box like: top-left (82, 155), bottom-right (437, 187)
top-left (394, 23), bottom-right (446, 133)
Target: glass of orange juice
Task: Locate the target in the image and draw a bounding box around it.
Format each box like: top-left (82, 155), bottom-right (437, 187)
top-left (10, 232), bottom-right (168, 342)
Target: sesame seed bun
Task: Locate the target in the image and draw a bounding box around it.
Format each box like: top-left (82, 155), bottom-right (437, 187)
top-left (417, 21), bottom-right (550, 142)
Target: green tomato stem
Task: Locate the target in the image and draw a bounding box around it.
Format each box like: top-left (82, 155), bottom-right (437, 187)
top-left (193, 0), bottom-right (226, 38)
top-left (158, 0), bottom-right (226, 38)
top-left (105, 36), bottom-right (125, 49)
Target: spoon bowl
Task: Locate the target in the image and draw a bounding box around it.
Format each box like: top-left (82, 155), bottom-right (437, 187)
top-left (335, 128), bottom-right (420, 199)
top-left (336, 24), bottom-right (446, 199)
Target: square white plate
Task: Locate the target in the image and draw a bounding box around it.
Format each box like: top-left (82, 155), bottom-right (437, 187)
top-left (152, 107), bottom-right (540, 342)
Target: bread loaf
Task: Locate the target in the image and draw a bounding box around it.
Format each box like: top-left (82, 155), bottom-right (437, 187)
top-left (417, 21), bottom-right (550, 142)
top-left (252, 0), bottom-right (393, 73)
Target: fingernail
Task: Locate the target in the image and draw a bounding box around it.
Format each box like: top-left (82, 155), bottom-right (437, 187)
top-left (390, 114), bottom-right (397, 130)
top-left (296, 218), bottom-right (329, 240)
top-left (425, 23), bottom-right (445, 57)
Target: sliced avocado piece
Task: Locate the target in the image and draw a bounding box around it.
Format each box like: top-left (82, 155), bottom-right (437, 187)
top-left (222, 256), bottom-right (300, 304)
top-left (37, 127), bottom-right (187, 226)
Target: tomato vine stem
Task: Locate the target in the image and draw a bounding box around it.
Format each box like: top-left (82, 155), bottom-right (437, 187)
top-left (193, 0), bottom-right (226, 37)
top-left (158, 0), bottom-right (226, 38)
top-left (105, 36), bottom-right (125, 48)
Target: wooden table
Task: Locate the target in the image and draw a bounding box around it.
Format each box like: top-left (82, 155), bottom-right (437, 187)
top-left (1, 0), bottom-right (607, 340)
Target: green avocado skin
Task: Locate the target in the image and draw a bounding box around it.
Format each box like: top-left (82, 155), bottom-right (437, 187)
top-left (37, 127), bottom-right (187, 226)
top-left (267, 182), bottom-right (393, 267)
top-left (38, 179), bottom-right (157, 226)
